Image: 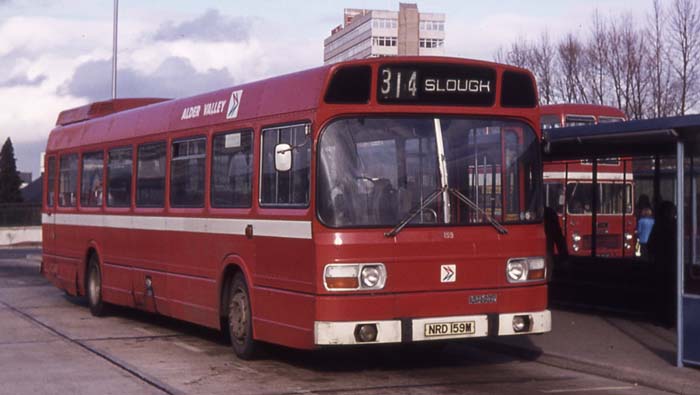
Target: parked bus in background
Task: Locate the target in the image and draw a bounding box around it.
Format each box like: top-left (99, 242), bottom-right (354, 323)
top-left (42, 57), bottom-right (550, 359)
top-left (541, 104), bottom-right (634, 257)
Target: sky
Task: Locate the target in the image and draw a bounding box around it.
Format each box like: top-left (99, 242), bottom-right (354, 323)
top-left (0, 0), bottom-right (647, 179)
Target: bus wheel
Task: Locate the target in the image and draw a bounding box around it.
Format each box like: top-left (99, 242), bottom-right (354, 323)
top-left (228, 274), bottom-right (257, 359)
top-left (86, 254), bottom-right (106, 317)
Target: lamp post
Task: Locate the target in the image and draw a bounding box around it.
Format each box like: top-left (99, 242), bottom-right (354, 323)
top-left (112, 0), bottom-right (118, 99)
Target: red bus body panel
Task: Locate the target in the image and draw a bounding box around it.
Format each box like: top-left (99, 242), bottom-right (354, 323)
top-left (42, 57), bottom-right (547, 350)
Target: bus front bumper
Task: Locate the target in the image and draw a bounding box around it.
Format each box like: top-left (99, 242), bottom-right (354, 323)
top-left (314, 310), bottom-right (551, 345)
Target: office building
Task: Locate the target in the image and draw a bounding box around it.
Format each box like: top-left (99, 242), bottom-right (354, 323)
top-left (323, 3), bottom-right (445, 64)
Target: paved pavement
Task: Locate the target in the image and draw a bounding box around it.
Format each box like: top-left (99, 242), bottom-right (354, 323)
top-left (0, 248), bottom-right (694, 394)
top-left (487, 309), bottom-right (700, 394)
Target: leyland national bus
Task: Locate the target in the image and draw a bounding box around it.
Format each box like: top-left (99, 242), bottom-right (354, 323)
top-left (42, 57), bottom-right (550, 359)
top-left (541, 104), bottom-right (635, 257)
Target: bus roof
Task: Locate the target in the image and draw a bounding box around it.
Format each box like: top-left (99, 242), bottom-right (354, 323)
top-left (541, 103), bottom-right (626, 119)
top-left (47, 56), bottom-right (537, 152)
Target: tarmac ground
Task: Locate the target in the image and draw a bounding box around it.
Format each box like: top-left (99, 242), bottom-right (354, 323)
top-left (1, 247), bottom-right (697, 395)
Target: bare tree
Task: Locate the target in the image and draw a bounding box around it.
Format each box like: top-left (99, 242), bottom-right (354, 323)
top-left (646, 0), bottom-right (676, 117)
top-left (621, 14), bottom-right (648, 119)
top-left (531, 31), bottom-right (556, 104)
top-left (557, 33), bottom-right (588, 103)
top-left (587, 10), bottom-right (610, 106)
top-left (669, 0), bottom-right (700, 115)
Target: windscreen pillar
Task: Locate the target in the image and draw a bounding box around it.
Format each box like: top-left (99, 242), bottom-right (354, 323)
top-left (677, 139), bottom-right (685, 368)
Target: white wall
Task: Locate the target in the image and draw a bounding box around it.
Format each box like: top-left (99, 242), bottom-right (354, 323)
top-left (0, 227), bottom-right (42, 246)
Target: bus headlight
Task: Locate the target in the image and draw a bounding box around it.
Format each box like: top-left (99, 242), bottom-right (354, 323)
top-left (324, 263), bottom-right (386, 291)
top-left (361, 266), bottom-right (382, 288)
top-left (506, 257), bottom-right (546, 283)
top-left (572, 233), bottom-right (582, 242)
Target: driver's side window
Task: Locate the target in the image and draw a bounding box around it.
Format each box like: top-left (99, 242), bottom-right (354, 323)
top-left (260, 123), bottom-right (311, 207)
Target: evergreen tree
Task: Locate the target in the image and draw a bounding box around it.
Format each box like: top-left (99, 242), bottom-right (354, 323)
top-left (0, 137), bottom-right (23, 203)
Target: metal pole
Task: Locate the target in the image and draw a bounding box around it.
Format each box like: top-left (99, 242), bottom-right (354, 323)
top-left (112, 0), bottom-right (119, 99)
top-left (676, 140), bottom-right (685, 368)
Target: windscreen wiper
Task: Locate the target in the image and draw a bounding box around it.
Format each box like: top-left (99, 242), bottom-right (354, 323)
top-left (447, 188), bottom-right (508, 234)
top-left (385, 186), bottom-right (446, 238)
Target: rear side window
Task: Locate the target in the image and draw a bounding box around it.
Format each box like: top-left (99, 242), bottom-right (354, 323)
top-left (107, 147), bottom-right (132, 207)
top-left (171, 137), bottom-right (206, 207)
top-left (46, 157), bottom-right (56, 207)
top-left (260, 123), bottom-right (311, 207)
top-left (211, 130), bottom-right (253, 208)
top-left (80, 151), bottom-right (104, 207)
top-left (136, 142), bottom-right (166, 207)
top-left (58, 154), bottom-right (78, 207)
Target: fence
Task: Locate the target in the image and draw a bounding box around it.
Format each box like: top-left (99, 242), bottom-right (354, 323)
top-left (0, 203), bottom-right (42, 227)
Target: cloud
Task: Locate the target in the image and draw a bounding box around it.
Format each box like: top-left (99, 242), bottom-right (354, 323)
top-left (59, 56), bottom-right (235, 101)
top-left (0, 73), bottom-right (46, 88)
top-left (153, 9), bottom-right (252, 43)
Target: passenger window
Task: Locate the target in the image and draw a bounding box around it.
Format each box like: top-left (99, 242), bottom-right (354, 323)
top-left (211, 130), bottom-right (253, 208)
top-left (136, 142), bottom-right (166, 207)
top-left (58, 154), bottom-right (78, 207)
top-left (107, 147), bottom-right (132, 207)
top-left (46, 157), bottom-right (56, 207)
top-left (171, 137), bottom-right (206, 207)
top-left (261, 124), bottom-right (311, 206)
top-left (80, 151), bottom-right (104, 207)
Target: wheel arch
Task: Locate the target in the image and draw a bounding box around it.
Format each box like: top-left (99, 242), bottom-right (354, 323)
top-left (217, 254), bottom-right (254, 331)
top-left (81, 240), bottom-right (103, 296)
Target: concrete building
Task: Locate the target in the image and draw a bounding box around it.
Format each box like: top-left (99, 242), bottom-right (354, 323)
top-left (323, 3), bottom-right (445, 65)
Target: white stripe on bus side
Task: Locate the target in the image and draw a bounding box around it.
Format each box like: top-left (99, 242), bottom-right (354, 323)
top-left (543, 171), bottom-right (634, 181)
top-left (42, 213), bottom-right (313, 239)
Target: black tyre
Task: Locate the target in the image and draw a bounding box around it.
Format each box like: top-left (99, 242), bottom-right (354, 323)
top-left (86, 254), bottom-right (107, 317)
top-left (227, 273), bottom-right (258, 359)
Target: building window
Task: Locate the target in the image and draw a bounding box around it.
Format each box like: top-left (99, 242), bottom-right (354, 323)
top-left (46, 157), bottom-right (56, 207)
top-left (171, 137), bottom-right (206, 208)
top-left (136, 141), bottom-right (166, 208)
top-left (58, 154), bottom-right (78, 207)
top-left (261, 123), bottom-right (311, 207)
top-left (107, 147), bottom-right (132, 207)
top-left (419, 38), bottom-right (444, 48)
top-left (80, 151), bottom-right (104, 207)
top-left (372, 36), bottom-right (397, 47)
top-left (419, 20), bottom-right (445, 31)
top-left (372, 18), bottom-right (397, 29)
top-left (211, 130), bottom-right (253, 208)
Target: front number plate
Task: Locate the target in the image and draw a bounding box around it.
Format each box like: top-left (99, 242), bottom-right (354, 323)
top-left (424, 321), bottom-right (475, 337)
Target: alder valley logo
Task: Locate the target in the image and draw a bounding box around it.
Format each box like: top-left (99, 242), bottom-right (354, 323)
top-left (441, 264), bottom-right (456, 283)
top-left (226, 90), bottom-right (243, 119)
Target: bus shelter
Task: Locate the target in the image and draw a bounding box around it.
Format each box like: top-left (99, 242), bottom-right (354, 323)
top-left (543, 114), bottom-right (700, 368)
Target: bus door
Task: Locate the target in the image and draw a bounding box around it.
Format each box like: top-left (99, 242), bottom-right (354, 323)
top-left (43, 156), bottom-right (57, 274)
top-left (683, 155), bottom-right (700, 366)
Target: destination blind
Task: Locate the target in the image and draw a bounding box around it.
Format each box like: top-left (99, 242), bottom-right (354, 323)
top-left (377, 63), bottom-right (496, 106)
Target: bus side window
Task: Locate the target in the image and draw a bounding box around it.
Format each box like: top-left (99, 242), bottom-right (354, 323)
top-left (46, 156), bottom-right (56, 207)
top-left (136, 142), bottom-right (166, 208)
top-left (171, 137), bottom-right (206, 208)
top-left (211, 130), bottom-right (253, 208)
top-left (80, 151), bottom-right (104, 207)
top-left (107, 147), bottom-right (133, 207)
top-left (58, 153), bottom-right (78, 207)
top-left (260, 123), bottom-right (310, 207)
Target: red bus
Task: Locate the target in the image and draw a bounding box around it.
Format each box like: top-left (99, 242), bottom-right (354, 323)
top-left (541, 104), bottom-right (635, 257)
top-left (42, 57), bottom-right (550, 359)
